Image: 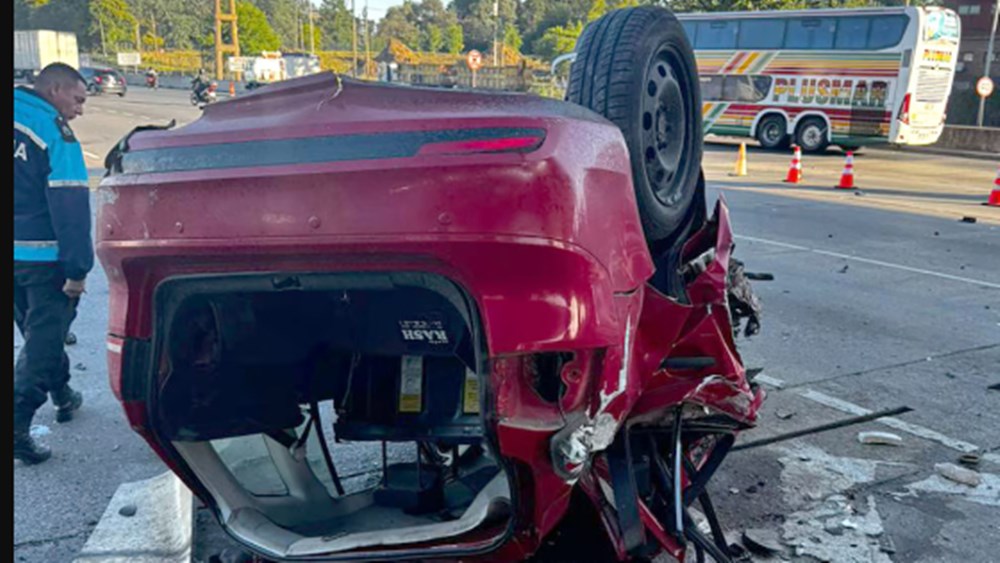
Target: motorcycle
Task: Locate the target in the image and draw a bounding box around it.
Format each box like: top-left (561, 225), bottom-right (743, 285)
top-left (97, 7), bottom-right (763, 562)
top-left (146, 72), bottom-right (158, 89)
top-left (190, 81), bottom-right (218, 105)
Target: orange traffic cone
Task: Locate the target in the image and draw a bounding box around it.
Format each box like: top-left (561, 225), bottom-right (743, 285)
top-left (730, 142), bottom-right (748, 177)
top-left (228, 82), bottom-right (236, 97)
top-left (784, 145), bottom-right (802, 184)
top-left (987, 166), bottom-right (1000, 207)
top-left (836, 151), bottom-right (855, 189)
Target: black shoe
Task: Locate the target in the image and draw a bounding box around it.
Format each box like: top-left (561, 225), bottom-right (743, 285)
top-left (14, 432), bottom-right (52, 465)
top-left (54, 389), bottom-right (83, 423)
top-left (65, 331), bottom-right (77, 346)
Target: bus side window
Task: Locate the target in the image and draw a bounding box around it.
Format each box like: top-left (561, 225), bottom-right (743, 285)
top-left (722, 75), bottom-right (772, 102)
top-left (785, 18), bottom-right (836, 49)
top-left (738, 19), bottom-right (785, 49)
top-left (835, 17), bottom-right (870, 50)
top-left (700, 76), bottom-right (724, 101)
top-left (681, 21), bottom-right (698, 45)
top-left (696, 20), bottom-right (737, 49)
top-left (868, 15), bottom-right (908, 50)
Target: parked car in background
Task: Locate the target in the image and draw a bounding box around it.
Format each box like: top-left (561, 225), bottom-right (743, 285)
top-left (80, 67), bottom-right (127, 97)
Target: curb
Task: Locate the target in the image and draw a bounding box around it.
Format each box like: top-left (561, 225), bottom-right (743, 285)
top-left (872, 144), bottom-right (999, 162)
top-left (74, 471), bottom-right (193, 563)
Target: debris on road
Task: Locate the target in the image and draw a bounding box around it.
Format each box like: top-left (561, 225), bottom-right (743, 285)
top-left (935, 463), bottom-right (982, 487)
top-left (857, 431), bottom-right (903, 446)
top-left (838, 264), bottom-right (849, 273)
top-left (960, 216), bottom-right (977, 224)
top-left (30, 424), bottom-right (51, 438)
top-left (65, 331), bottom-right (77, 345)
top-left (74, 362), bottom-right (87, 371)
top-left (742, 528), bottom-right (783, 555)
top-left (118, 503), bottom-right (138, 517)
top-left (745, 272), bottom-right (775, 281)
top-left (776, 409), bottom-right (797, 420)
top-left (958, 453), bottom-right (981, 468)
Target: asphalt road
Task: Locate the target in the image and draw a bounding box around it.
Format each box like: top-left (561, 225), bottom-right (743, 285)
top-left (13, 87), bottom-right (999, 562)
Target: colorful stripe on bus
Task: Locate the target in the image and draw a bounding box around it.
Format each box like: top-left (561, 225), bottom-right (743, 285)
top-left (698, 50), bottom-right (901, 142)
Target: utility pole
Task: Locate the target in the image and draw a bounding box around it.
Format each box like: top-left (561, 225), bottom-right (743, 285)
top-left (978, 0), bottom-right (999, 127)
top-left (352, 0), bottom-right (358, 78)
top-left (364, 0), bottom-right (371, 79)
top-left (309, 4), bottom-right (316, 55)
top-left (492, 0), bottom-right (499, 66)
top-left (215, 0), bottom-right (240, 81)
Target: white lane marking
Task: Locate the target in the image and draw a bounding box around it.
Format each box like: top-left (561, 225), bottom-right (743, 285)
top-left (736, 234), bottom-right (1000, 289)
top-left (84, 150), bottom-right (101, 160)
top-left (755, 374), bottom-right (786, 388)
top-left (756, 374), bottom-right (1000, 464)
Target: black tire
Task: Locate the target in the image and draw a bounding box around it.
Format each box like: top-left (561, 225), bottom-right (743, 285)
top-left (567, 6), bottom-right (703, 245)
top-left (795, 117), bottom-right (829, 153)
top-left (756, 114), bottom-right (789, 150)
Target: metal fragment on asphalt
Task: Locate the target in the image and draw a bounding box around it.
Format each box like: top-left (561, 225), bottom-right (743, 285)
top-left (857, 431), bottom-right (903, 446)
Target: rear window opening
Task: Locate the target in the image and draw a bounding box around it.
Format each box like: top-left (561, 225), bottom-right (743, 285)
top-left (151, 273), bottom-right (512, 559)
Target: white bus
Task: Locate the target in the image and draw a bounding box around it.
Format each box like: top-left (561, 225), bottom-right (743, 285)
top-left (677, 7), bottom-right (961, 152)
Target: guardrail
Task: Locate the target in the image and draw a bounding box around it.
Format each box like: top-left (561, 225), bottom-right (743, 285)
top-left (932, 125), bottom-right (1000, 153)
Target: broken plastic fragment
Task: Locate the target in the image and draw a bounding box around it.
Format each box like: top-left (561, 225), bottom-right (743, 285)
top-left (857, 431), bottom-right (903, 446)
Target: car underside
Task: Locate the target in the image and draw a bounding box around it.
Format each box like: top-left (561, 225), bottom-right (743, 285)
top-left (96, 7), bottom-right (764, 562)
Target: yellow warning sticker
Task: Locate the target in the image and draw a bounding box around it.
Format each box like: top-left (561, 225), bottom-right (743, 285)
top-left (463, 368), bottom-right (480, 414)
top-left (399, 356), bottom-right (423, 414)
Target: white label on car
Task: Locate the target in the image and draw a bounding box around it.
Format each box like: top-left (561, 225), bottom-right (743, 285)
top-left (399, 319), bottom-right (449, 345)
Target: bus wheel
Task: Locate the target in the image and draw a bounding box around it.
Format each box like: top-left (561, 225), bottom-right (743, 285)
top-left (756, 114), bottom-right (789, 150)
top-left (567, 6), bottom-right (702, 247)
top-left (795, 117), bottom-right (829, 153)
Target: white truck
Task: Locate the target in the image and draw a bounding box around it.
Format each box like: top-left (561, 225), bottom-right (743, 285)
top-left (14, 30), bottom-right (80, 82)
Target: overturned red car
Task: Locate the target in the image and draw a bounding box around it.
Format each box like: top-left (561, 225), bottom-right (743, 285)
top-left (96, 7), bottom-right (763, 562)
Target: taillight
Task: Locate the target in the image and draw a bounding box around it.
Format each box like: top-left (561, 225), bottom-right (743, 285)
top-left (898, 93), bottom-right (911, 125)
top-left (417, 134), bottom-right (545, 156)
top-left (95, 75), bottom-right (102, 83)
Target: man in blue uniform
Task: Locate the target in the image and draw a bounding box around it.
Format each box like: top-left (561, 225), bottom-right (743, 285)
top-left (14, 63), bottom-right (93, 465)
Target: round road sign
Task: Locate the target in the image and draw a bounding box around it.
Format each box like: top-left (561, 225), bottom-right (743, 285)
top-left (466, 50), bottom-right (483, 71)
top-left (976, 76), bottom-right (994, 98)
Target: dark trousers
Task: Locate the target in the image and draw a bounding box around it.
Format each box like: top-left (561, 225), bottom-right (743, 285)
top-left (13, 263), bottom-right (78, 428)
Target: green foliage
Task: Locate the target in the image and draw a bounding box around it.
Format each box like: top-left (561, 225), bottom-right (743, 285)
top-left (232, 0), bottom-right (281, 54)
top-left (377, 1), bottom-right (422, 47)
top-left (425, 26), bottom-right (445, 52)
top-left (302, 21), bottom-right (323, 51)
top-left (452, 0), bottom-right (518, 51)
top-left (533, 20), bottom-right (584, 61)
top-left (318, 0), bottom-right (354, 50)
top-left (587, 0), bottom-right (607, 22)
top-left (445, 22), bottom-right (465, 54)
top-left (503, 23), bottom-right (522, 52)
top-left (89, 0), bottom-right (136, 51)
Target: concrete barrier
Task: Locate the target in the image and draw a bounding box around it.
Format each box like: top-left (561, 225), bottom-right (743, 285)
top-left (932, 125), bottom-right (1000, 154)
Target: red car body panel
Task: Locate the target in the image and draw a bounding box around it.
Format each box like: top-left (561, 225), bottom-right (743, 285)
top-left (96, 73), bottom-right (761, 561)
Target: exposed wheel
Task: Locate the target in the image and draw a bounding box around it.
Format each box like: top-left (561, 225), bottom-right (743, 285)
top-left (190, 92), bottom-right (199, 106)
top-left (756, 114), bottom-right (789, 150)
top-left (568, 6), bottom-right (703, 245)
top-left (795, 117), bottom-right (829, 153)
